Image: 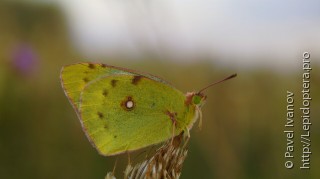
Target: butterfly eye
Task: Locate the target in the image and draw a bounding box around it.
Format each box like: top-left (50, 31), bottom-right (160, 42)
top-left (192, 95), bottom-right (202, 105)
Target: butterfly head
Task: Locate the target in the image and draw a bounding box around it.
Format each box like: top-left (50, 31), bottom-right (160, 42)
top-left (186, 73), bottom-right (237, 108)
top-left (186, 92), bottom-right (207, 108)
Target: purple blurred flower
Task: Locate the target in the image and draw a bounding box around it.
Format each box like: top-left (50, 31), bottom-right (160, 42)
top-left (11, 43), bottom-right (38, 75)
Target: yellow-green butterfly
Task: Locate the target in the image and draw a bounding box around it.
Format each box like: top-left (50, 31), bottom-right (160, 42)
top-left (60, 63), bottom-right (236, 156)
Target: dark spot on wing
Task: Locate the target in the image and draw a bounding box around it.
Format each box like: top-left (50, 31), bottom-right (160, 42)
top-left (88, 63), bottom-right (96, 69)
top-left (132, 75), bottom-right (143, 85)
top-left (102, 89), bottom-right (108, 97)
top-left (111, 79), bottom-right (118, 87)
top-left (114, 135), bottom-right (117, 138)
top-left (83, 77), bottom-right (89, 83)
top-left (97, 112), bottom-right (104, 119)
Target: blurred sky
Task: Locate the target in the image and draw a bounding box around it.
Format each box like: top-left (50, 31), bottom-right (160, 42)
top-left (51, 0), bottom-right (320, 68)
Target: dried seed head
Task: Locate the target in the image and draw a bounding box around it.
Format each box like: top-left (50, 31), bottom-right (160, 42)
top-left (106, 133), bottom-right (189, 179)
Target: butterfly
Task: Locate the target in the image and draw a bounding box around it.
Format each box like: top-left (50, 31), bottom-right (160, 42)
top-left (60, 62), bottom-right (236, 156)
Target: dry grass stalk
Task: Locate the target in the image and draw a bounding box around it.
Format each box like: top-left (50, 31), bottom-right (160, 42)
top-left (106, 133), bottom-right (189, 179)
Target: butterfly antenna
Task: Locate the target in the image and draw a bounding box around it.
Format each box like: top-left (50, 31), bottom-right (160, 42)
top-left (198, 73), bottom-right (237, 93)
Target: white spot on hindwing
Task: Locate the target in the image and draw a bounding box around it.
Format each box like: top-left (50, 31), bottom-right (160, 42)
top-left (126, 100), bottom-right (134, 109)
top-left (121, 96), bottom-right (135, 111)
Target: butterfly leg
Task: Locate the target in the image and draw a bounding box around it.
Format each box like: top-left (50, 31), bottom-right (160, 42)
top-left (127, 151), bottom-right (131, 165)
top-left (171, 120), bottom-right (176, 145)
top-left (196, 105), bottom-right (203, 130)
top-left (182, 131), bottom-right (190, 149)
top-left (185, 127), bottom-right (190, 138)
top-left (112, 157), bottom-right (118, 175)
top-left (165, 110), bottom-right (177, 145)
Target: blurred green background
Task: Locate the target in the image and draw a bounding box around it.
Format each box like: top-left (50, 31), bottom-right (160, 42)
top-left (0, 1), bottom-right (319, 179)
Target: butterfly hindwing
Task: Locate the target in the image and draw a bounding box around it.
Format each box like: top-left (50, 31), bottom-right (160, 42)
top-left (80, 74), bottom-right (189, 155)
top-left (61, 63), bottom-right (196, 156)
